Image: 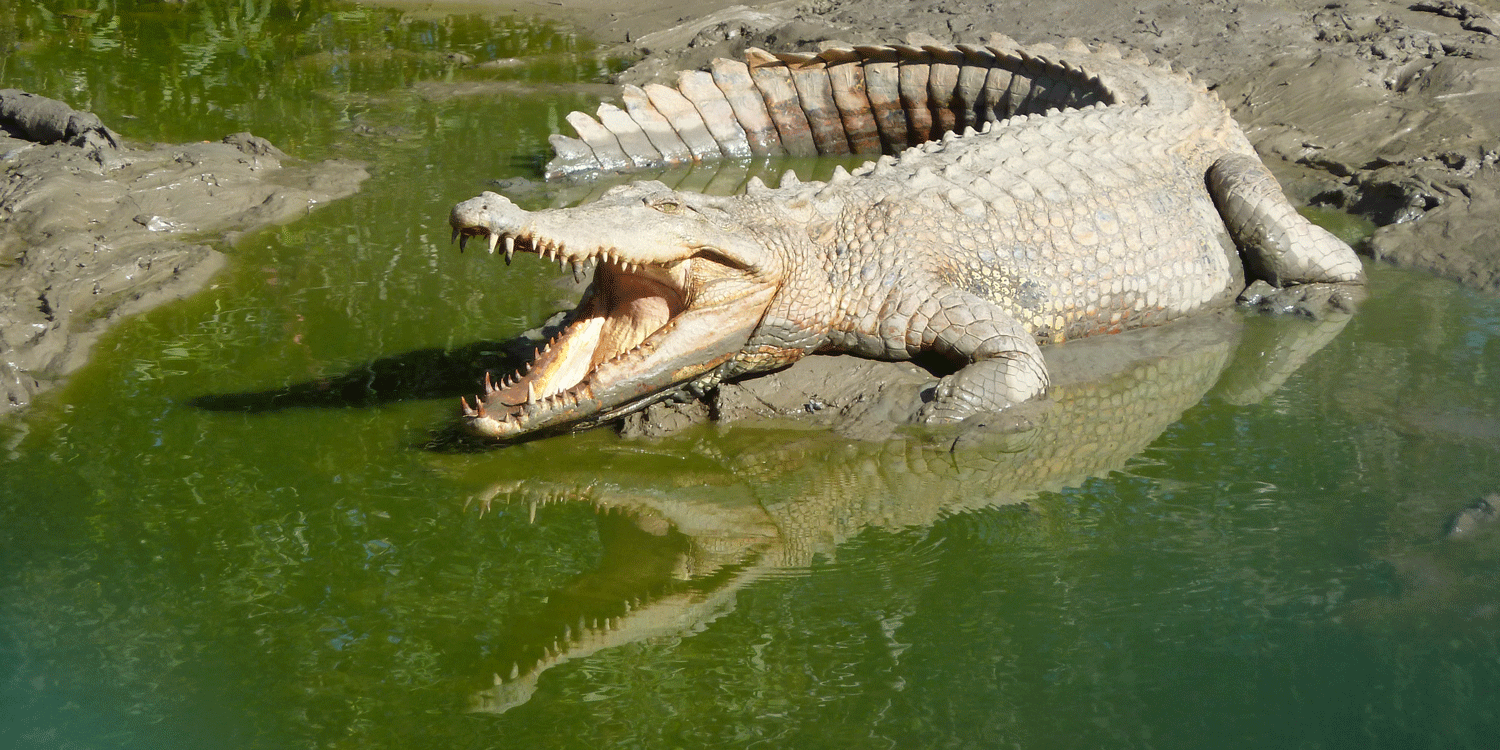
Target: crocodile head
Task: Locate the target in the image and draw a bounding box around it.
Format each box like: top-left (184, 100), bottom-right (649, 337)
top-left (449, 181), bottom-right (783, 439)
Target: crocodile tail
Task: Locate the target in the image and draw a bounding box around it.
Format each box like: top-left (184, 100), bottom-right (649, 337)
top-left (544, 35), bottom-right (1129, 178)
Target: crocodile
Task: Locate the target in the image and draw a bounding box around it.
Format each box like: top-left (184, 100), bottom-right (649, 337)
top-left (448, 33), bottom-right (1365, 440)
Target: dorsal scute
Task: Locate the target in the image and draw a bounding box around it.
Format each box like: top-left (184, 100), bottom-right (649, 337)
top-left (542, 33), bottom-right (1177, 179)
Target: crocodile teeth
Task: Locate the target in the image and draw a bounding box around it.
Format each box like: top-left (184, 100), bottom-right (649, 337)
top-left (459, 395), bottom-right (487, 418)
top-left (504, 236), bottom-right (515, 264)
top-left (487, 232), bottom-right (499, 254)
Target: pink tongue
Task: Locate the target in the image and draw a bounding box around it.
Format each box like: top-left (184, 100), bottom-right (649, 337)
top-left (593, 295), bottom-right (671, 368)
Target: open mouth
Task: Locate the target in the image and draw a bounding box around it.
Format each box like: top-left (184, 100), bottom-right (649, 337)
top-left (446, 186), bottom-right (780, 440)
top-left (452, 225), bottom-right (694, 433)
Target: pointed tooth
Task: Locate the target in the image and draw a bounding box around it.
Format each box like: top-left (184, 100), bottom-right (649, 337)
top-left (484, 372), bottom-right (496, 395)
top-left (504, 236), bottom-right (515, 264)
top-left (510, 663), bottom-right (520, 680)
top-left (526, 381), bottom-right (537, 403)
top-left (475, 398), bottom-right (487, 418)
top-left (529, 500), bottom-right (537, 524)
top-left (487, 233), bottom-right (499, 254)
top-left (572, 261), bottom-right (586, 284)
top-left (459, 396), bottom-right (476, 417)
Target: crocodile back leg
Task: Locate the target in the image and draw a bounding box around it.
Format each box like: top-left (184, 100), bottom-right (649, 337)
top-left (1207, 153), bottom-right (1364, 286)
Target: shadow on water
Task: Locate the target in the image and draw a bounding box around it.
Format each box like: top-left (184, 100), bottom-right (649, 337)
top-left (186, 339), bottom-right (523, 413)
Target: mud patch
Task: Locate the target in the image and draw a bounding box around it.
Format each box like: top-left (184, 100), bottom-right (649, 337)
top-left (1, 93), bottom-right (369, 413)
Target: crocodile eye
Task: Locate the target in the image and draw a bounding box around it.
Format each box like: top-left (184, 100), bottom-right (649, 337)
top-left (649, 198), bottom-right (681, 214)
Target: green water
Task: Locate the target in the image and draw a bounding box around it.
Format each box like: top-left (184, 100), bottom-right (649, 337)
top-left (4, 2), bottom-right (1500, 748)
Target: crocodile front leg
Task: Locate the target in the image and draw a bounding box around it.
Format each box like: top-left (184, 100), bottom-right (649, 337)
top-left (911, 288), bottom-right (1049, 423)
top-left (1208, 153), bottom-right (1366, 316)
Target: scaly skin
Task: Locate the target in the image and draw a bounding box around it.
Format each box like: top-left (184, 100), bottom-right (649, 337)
top-left (448, 34), bottom-right (1365, 440)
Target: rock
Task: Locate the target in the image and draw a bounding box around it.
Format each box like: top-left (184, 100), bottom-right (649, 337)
top-left (0, 89), bottom-right (121, 154)
top-left (1446, 494), bottom-right (1500, 538)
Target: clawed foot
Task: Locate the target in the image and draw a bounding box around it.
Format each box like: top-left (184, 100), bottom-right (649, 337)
top-left (914, 377), bottom-right (1008, 425)
top-left (1238, 280), bottom-right (1366, 319)
top-left (913, 377), bottom-right (1051, 453)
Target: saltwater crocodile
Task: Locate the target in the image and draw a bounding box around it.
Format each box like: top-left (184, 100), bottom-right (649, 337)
top-left (448, 34), bottom-right (1365, 440)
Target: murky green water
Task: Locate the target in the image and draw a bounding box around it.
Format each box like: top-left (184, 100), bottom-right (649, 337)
top-left (4, 2), bottom-right (1500, 748)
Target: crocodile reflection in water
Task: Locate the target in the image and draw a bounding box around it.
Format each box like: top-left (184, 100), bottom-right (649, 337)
top-left (445, 310), bottom-right (1350, 714)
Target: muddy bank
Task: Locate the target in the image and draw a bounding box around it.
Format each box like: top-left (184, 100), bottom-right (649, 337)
top-left (0, 92), bottom-right (369, 413)
top-left (401, 0), bottom-right (1499, 441)
top-left (476, 0), bottom-right (1500, 293)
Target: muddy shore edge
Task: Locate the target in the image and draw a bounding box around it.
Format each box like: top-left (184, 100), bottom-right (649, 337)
top-left (6, 0), bottom-right (1497, 419)
top-left (0, 97), bottom-right (369, 414)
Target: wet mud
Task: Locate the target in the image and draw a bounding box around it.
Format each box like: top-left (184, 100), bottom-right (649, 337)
top-left (476, 0), bottom-right (1499, 437)
top-left (0, 92), bottom-right (369, 413)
